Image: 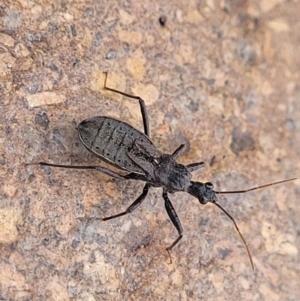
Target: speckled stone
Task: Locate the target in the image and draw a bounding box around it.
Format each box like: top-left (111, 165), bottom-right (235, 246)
top-left (0, 1), bottom-right (299, 300)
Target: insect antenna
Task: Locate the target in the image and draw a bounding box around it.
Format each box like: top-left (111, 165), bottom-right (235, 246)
top-left (213, 202), bottom-right (254, 270)
top-left (214, 178), bottom-right (297, 195)
top-left (212, 177), bottom-right (297, 270)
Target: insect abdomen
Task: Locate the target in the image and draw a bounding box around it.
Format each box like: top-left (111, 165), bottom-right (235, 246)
top-left (78, 116), bottom-right (152, 173)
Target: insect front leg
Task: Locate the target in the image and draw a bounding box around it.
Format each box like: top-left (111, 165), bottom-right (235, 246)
top-left (186, 162), bottom-right (205, 172)
top-left (103, 72), bottom-right (150, 137)
top-left (162, 190), bottom-right (183, 263)
top-left (102, 183), bottom-right (150, 220)
top-left (171, 144), bottom-right (205, 172)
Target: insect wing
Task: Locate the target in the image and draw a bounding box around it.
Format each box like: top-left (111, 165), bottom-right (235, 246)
top-left (78, 116), bottom-right (155, 175)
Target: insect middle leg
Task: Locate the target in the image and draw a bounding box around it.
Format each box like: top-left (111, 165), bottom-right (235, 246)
top-left (102, 183), bottom-right (150, 220)
top-left (171, 144), bottom-right (186, 159)
top-left (103, 72), bottom-right (150, 137)
top-left (162, 190), bottom-right (183, 263)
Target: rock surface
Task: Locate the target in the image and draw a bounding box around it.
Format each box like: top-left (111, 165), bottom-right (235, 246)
top-left (0, 1), bottom-right (299, 300)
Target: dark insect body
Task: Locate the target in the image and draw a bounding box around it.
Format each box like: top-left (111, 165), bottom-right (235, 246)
top-left (159, 15), bottom-right (167, 27)
top-left (78, 116), bottom-right (153, 175)
top-left (27, 72), bottom-right (297, 270)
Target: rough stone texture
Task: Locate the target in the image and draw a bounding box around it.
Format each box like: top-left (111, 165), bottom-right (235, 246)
top-left (1, 0), bottom-right (300, 300)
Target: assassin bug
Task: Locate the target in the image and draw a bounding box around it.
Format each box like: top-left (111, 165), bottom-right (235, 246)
top-left (27, 72), bottom-right (297, 269)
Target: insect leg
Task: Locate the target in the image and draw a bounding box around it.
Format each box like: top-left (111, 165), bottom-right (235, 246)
top-left (26, 162), bottom-right (126, 179)
top-left (186, 162), bottom-right (205, 172)
top-left (124, 172), bottom-right (149, 181)
top-left (171, 144), bottom-right (205, 172)
top-left (171, 144), bottom-right (186, 159)
top-left (103, 72), bottom-right (150, 137)
top-left (162, 190), bottom-right (183, 263)
top-left (102, 183), bottom-right (150, 220)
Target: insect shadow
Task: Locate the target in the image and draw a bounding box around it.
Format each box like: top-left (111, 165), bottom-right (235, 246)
top-left (27, 72), bottom-right (297, 269)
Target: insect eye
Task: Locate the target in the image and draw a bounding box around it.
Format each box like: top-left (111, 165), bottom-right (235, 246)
top-left (205, 182), bottom-right (214, 189)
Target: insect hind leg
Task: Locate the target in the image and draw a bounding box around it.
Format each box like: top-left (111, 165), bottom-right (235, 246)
top-left (26, 162), bottom-right (126, 179)
top-left (103, 72), bottom-right (150, 137)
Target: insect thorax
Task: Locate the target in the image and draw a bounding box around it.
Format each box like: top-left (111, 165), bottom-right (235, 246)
top-left (154, 155), bottom-right (192, 192)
